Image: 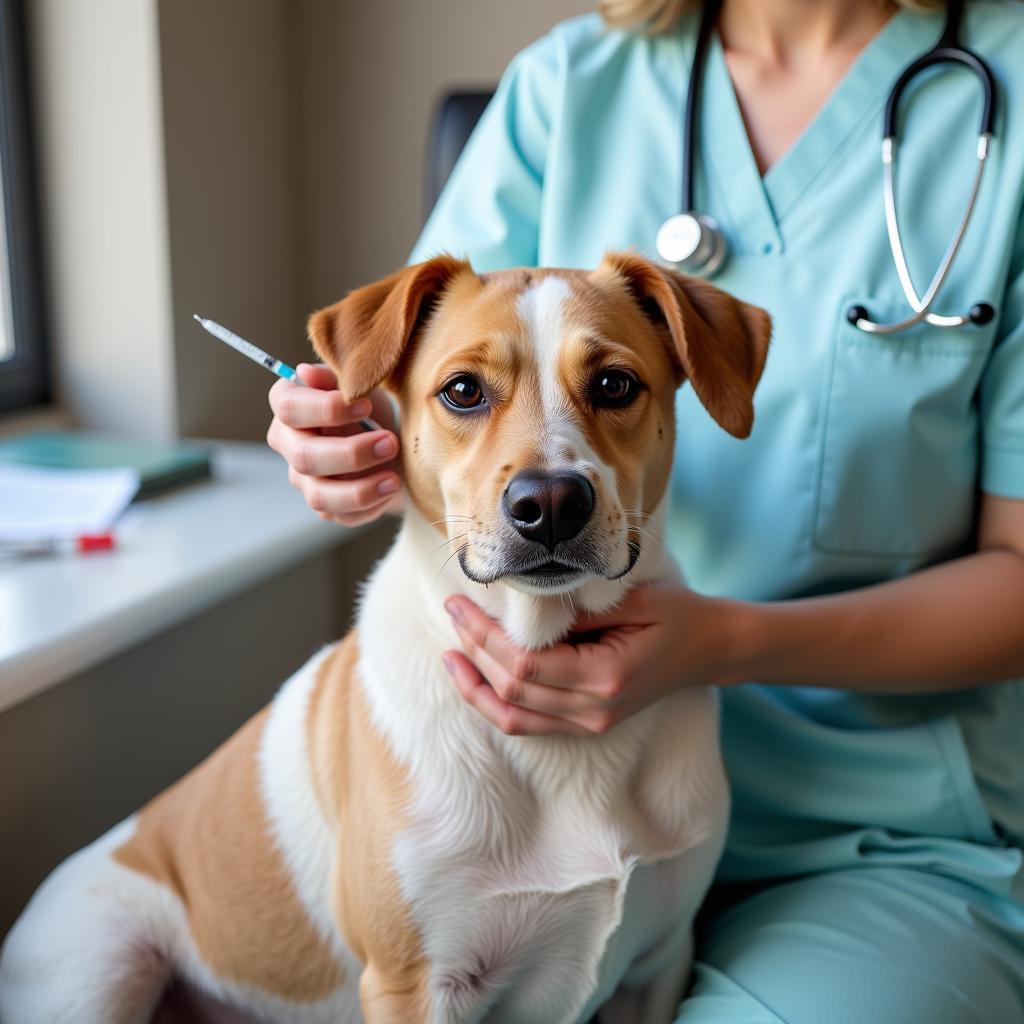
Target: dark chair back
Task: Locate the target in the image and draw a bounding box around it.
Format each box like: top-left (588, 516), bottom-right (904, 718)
top-left (425, 90), bottom-right (495, 219)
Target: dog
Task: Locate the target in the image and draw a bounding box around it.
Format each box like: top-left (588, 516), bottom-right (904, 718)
top-left (0, 251), bottom-right (770, 1024)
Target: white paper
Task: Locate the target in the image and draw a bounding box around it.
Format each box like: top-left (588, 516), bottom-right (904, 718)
top-left (0, 464), bottom-right (140, 543)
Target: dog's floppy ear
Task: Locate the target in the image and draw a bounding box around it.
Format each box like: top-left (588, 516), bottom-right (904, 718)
top-left (308, 255), bottom-right (472, 402)
top-left (599, 251), bottom-right (772, 438)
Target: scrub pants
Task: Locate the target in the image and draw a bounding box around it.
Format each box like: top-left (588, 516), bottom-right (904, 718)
top-left (675, 868), bottom-right (1024, 1023)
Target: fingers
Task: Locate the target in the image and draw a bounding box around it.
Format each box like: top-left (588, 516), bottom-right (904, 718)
top-left (321, 494), bottom-right (397, 528)
top-left (268, 369), bottom-right (403, 526)
top-left (448, 619), bottom-right (605, 719)
top-left (571, 587), bottom-right (656, 633)
top-left (288, 466), bottom-right (401, 521)
top-left (268, 418), bottom-right (399, 477)
top-left (295, 362), bottom-right (340, 390)
top-left (269, 376), bottom-right (374, 431)
top-left (443, 651), bottom-right (592, 738)
top-left (443, 596), bottom-right (607, 695)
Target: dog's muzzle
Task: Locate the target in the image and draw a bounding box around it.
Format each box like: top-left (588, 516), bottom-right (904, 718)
top-left (454, 471), bottom-right (639, 589)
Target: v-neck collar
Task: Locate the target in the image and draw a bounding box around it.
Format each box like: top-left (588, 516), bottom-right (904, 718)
top-left (698, 9), bottom-right (941, 250)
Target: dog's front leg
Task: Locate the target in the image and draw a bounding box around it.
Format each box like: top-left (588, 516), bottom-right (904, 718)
top-left (359, 965), bottom-right (431, 1024)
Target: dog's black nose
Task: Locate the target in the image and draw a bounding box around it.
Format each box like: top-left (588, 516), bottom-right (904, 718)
top-left (503, 471), bottom-right (595, 551)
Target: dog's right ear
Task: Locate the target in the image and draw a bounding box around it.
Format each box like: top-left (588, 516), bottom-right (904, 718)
top-left (597, 251), bottom-right (771, 439)
top-left (308, 255), bottom-right (472, 402)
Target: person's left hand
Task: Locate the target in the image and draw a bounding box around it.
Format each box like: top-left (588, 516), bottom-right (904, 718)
top-left (442, 584), bottom-right (742, 737)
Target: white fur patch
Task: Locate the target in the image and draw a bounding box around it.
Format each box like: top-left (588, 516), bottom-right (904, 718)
top-left (357, 505), bottom-right (729, 1024)
top-left (517, 276), bottom-right (573, 448)
top-left (0, 816), bottom-right (355, 1024)
top-left (258, 648), bottom-right (358, 975)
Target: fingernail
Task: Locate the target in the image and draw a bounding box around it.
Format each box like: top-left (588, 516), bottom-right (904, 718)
top-left (377, 477), bottom-right (400, 495)
top-left (353, 400), bottom-right (373, 417)
top-left (445, 598), bottom-right (463, 622)
top-left (373, 436), bottom-right (395, 458)
top-left (442, 653), bottom-right (456, 675)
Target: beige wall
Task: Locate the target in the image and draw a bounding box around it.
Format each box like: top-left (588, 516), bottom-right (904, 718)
top-left (158, 0), bottom-right (305, 440)
top-left (28, 0), bottom-right (591, 441)
top-left (295, 0), bottom-right (591, 313)
top-left (28, 0), bottom-right (177, 440)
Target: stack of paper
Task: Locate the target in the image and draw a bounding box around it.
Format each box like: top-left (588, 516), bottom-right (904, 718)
top-left (0, 464), bottom-right (140, 544)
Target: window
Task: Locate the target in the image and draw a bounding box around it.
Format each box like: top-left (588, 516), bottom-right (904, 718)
top-left (0, 0), bottom-right (48, 411)
top-left (0, 178), bottom-right (12, 360)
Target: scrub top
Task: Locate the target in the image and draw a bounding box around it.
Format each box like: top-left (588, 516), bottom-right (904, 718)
top-left (410, 3), bottom-right (1024, 901)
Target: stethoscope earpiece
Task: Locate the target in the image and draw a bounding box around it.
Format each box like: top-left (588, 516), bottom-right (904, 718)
top-left (846, 305), bottom-right (869, 326)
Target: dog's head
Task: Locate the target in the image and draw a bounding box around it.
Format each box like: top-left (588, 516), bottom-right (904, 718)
top-left (309, 252), bottom-right (769, 597)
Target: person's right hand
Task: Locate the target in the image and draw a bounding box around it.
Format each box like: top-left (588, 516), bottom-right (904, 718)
top-left (267, 363), bottom-right (404, 527)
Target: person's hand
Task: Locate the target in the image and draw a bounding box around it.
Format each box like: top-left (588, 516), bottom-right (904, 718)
top-left (442, 584), bottom-right (744, 737)
top-left (267, 363), bottom-right (403, 526)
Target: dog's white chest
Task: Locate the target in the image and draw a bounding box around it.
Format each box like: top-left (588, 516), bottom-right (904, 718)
top-left (386, 711), bottom-right (728, 1024)
top-left (415, 850), bottom-right (708, 1024)
top-left (357, 538), bottom-right (729, 1022)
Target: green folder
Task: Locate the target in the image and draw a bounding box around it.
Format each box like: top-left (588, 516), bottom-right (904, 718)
top-left (0, 431), bottom-right (213, 499)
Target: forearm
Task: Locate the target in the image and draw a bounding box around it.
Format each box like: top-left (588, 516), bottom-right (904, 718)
top-left (728, 548), bottom-right (1024, 693)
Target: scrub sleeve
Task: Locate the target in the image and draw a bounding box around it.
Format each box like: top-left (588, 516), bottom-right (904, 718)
top-left (410, 7), bottom-right (1024, 1021)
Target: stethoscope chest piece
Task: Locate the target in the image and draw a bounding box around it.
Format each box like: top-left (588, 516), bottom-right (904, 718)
top-left (656, 212), bottom-right (727, 277)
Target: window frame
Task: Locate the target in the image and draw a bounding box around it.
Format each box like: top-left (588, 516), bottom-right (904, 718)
top-left (0, 0), bottom-right (49, 413)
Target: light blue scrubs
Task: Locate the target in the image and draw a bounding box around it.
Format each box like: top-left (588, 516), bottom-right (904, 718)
top-left (411, 4), bottom-right (1024, 1019)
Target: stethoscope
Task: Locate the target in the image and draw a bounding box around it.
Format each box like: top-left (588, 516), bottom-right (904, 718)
top-left (656, 0), bottom-right (998, 334)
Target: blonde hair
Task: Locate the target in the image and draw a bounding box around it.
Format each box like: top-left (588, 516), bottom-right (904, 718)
top-left (599, 0), bottom-right (945, 34)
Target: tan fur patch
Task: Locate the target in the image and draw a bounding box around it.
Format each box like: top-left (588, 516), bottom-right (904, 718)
top-left (306, 634), bottom-right (431, 1018)
top-left (114, 710), bottom-right (343, 1001)
top-left (594, 253), bottom-right (771, 438)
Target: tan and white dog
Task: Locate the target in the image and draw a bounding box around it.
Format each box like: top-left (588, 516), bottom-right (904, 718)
top-left (0, 252), bottom-right (770, 1024)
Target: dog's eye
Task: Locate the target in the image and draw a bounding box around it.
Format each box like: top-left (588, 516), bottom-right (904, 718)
top-left (591, 369), bottom-right (641, 409)
top-left (439, 374), bottom-right (486, 412)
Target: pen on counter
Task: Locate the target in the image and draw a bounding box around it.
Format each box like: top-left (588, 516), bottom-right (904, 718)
top-left (193, 314), bottom-right (382, 432)
top-left (0, 532), bottom-right (116, 559)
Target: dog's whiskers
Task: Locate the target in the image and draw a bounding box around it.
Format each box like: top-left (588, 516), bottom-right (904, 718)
top-left (430, 515), bottom-right (473, 528)
top-left (431, 532), bottom-right (470, 556)
top-left (623, 512), bottom-right (663, 546)
top-left (627, 525), bottom-right (662, 546)
top-left (433, 542), bottom-right (470, 588)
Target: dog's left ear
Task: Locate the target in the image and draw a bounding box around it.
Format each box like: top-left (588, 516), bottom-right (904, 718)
top-left (308, 255), bottom-right (472, 402)
top-left (598, 251), bottom-right (772, 438)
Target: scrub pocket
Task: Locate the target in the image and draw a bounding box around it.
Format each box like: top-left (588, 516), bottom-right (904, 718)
top-left (813, 297), bottom-right (994, 558)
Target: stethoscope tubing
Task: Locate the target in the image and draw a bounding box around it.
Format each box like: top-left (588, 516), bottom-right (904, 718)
top-left (851, 132), bottom-right (991, 335)
top-left (664, 0), bottom-right (999, 335)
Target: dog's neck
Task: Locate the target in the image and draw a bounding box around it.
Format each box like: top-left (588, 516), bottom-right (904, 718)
top-left (353, 496), bottom-right (680, 791)
top-left (393, 501), bottom-right (673, 652)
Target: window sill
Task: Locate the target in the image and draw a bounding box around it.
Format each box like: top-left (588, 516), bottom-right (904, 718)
top-left (0, 441), bottom-right (367, 713)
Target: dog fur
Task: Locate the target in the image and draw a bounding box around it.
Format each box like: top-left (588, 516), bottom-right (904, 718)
top-left (0, 252), bottom-right (769, 1024)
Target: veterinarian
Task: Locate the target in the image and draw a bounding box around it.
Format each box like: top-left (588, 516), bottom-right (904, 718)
top-left (268, 0), bottom-right (1024, 1018)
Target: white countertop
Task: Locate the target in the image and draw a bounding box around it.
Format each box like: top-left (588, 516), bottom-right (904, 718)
top-left (0, 442), bottom-right (363, 713)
